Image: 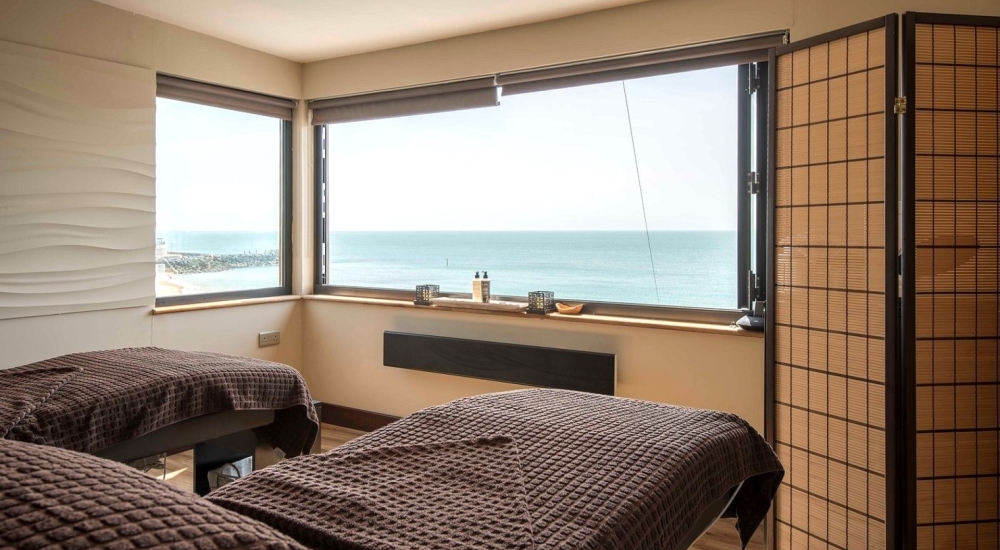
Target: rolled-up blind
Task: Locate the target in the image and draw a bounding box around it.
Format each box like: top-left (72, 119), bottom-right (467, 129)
top-left (156, 74), bottom-right (296, 120)
top-left (497, 32), bottom-right (785, 96)
top-left (310, 77), bottom-right (499, 125)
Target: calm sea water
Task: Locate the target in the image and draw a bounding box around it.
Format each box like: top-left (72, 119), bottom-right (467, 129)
top-left (330, 231), bottom-right (735, 309)
top-left (157, 230), bottom-right (737, 308)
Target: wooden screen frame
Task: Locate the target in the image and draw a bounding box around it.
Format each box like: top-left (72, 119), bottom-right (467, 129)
top-left (902, 12), bottom-right (1000, 550)
top-left (767, 14), bottom-right (901, 550)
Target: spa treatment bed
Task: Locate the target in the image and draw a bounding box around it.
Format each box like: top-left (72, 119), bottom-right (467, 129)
top-left (1, 388), bottom-right (781, 550)
top-left (208, 389), bottom-right (783, 550)
top-left (0, 348), bottom-right (318, 468)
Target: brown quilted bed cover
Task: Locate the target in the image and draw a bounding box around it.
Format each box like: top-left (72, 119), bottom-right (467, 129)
top-left (209, 389), bottom-right (784, 550)
top-left (0, 347), bottom-right (318, 457)
top-left (0, 438), bottom-right (307, 550)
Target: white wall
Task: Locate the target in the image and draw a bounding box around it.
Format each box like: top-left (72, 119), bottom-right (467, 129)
top-left (0, 0), bottom-right (303, 370)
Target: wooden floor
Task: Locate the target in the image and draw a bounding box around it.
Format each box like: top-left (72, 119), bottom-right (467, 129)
top-left (146, 423), bottom-right (762, 550)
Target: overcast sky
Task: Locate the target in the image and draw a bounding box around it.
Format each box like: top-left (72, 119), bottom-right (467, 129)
top-left (156, 65), bottom-right (738, 233)
top-left (156, 98), bottom-right (281, 232)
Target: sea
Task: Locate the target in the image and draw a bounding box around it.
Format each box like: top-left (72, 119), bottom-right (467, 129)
top-left (157, 230), bottom-right (737, 309)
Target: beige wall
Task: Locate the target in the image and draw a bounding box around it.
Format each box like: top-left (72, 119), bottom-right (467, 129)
top-left (296, 0), bottom-right (1000, 427)
top-left (303, 0), bottom-right (1000, 99)
top-left (151, 301), bottom-right (303, 370)
top-left (0, 0), bottom-right (300, 98)
top-left (304, 300), bottom-right (765, 430)
top-left (302, 0), bottom-right (791, 99)
top-left (5, 0), bottom-right (1000, 427)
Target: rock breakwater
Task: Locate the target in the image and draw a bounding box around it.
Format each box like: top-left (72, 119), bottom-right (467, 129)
top-left (160, 251), bottom-right (278, 274)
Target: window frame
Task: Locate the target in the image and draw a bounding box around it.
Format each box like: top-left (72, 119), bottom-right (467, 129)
top-left (313, 60), bottom-right (770, 325)
top-left (154, 104), bottom-right (293, 308)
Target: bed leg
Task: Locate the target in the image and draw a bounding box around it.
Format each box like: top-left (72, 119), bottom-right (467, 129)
top-left (192, 430), bottom-right (258, 496)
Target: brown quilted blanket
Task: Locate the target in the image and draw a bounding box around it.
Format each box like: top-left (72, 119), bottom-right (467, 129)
top-left (0, 438), bottom-right (308, 550)
top-left (209, 389), bottom-right (783, 550)
top-left (0, 347), bottom-right (318, 457)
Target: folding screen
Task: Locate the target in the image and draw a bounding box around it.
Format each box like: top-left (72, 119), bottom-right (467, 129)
top-left (904, 13), bottom-right (1000, 550)
top-left (769, 16), bottom-right (899, 550)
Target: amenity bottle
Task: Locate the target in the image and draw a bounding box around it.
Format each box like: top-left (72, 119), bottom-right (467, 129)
top-left (472, 272), bottom-right (483, 302)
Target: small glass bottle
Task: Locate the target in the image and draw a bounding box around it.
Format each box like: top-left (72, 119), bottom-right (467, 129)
top-left (481, 271), bottom-right (491, 303)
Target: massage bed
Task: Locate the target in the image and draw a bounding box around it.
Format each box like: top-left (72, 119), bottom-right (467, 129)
top-left (0, 389), bottom-right (782, 549)
top-left (0, 347), bottom-right (319, 493)
top-left (214, 389), bottom-right (783, 549)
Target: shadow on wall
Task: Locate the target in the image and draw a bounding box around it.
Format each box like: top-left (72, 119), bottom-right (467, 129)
top-left (391, 315), bottom-right (621, 355)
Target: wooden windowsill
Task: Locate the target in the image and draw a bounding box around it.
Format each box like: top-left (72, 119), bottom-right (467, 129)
top-left (302, 294), bottom-right (762, 338)
top-left (152, 295), bottom-right (302, 315)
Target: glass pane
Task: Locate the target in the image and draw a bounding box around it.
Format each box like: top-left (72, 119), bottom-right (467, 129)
top-left (327, 66), bottom-right (738, 308)
top-left (155, 98), bottom-right (282, 297)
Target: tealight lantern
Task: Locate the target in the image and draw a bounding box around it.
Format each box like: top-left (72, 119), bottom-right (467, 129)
top-left (527, 291), bottom-right (555, 314)
top-left (414, 284), bottom-right (439, 305)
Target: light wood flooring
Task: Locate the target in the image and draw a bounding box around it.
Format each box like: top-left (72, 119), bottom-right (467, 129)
top-left (146, 423), bottom-right (761, 550)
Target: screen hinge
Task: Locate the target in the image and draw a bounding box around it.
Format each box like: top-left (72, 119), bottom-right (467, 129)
top-left (746, 171), bottom-right (761, 194)
top-left (747, 271), bottom-right (765, 316)
top-left (748, 66), bottom-right (761, 94)
top-left (893, 96), bottom-right (907, 114)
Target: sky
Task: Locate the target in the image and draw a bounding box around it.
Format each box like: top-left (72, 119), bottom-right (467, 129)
top-left (156, 98), bottom-right (281, 232)
top-left (328, 65), bottom-right (740, 232)
top-left (154, 65), bottom-right (740, 233)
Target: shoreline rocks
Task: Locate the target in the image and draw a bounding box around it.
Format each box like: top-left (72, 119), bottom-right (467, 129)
top-left (159, 250), bottom-right (279, 274)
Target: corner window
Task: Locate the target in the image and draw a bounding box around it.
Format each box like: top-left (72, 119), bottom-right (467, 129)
top-left (155, 76), bottom-right (293, 306)
top-left (313, 40), bottom-right (774, 320)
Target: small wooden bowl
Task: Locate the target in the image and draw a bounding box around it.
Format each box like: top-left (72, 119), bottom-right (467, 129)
top-left (555, 302), bottom-right (583, 315)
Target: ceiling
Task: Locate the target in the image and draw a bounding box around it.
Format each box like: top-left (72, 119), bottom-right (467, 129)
top-left (94, 0), bottom-right (651, 63)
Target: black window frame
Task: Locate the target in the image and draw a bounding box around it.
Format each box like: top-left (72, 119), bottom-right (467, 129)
top-left (313, 58), bottom-right (770, 325)
top-left (154, 83), bottom-right (294, 308)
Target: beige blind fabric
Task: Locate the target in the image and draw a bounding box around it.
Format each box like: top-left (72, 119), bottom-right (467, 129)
top-left (156, 75), bottom-right (296, 120)
top-left (773, 23), bottom-right (891, 550)
top-left (309, 77), bottom-right (498, 125)
top-left (497, 33), bottom-right (783, 96)
top-left (911, 20), bottom-right (1000, 550)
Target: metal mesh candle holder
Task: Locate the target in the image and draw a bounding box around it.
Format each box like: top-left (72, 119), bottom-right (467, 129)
top-left (527, 291), bottom-right (555, 314)
top-left (414, 284), bottom-right (439, 305)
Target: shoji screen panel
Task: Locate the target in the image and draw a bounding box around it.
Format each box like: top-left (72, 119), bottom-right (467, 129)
top-left (771, 16), bottom-right (897, 550)
top-left (905, 13), bottom-right (1000, 550)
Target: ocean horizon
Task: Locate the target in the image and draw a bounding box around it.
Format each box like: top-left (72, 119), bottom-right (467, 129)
top-left (157, 230), bottom-right (737, 308)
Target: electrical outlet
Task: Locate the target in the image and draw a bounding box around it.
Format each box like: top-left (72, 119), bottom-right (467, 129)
top-left (258, 330), bottom-right (280, 347)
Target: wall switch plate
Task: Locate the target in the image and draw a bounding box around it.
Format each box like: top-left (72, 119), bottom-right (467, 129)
top-left (258, 330), bottom-right (280, 347)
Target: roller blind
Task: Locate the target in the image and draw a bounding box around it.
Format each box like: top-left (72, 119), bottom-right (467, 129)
top-left (497, 33), bottom-right (785, 96)
top-left (310, 77), bottom-right (499, 125)
top-left (156, 74), bottom-right (296, 120)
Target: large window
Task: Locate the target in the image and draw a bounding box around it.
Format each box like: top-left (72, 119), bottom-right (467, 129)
top-left (155, 76), bottom-right (293, 306)
top-left (314, 42), bottom-right (772, 319)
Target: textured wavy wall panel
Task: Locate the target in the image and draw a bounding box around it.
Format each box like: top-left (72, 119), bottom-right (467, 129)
top-left (0, 39), bottom-right (154, 320)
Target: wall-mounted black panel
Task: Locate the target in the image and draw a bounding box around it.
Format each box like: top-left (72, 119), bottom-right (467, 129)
top-left (383, 332), bottom-right (616, 395)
